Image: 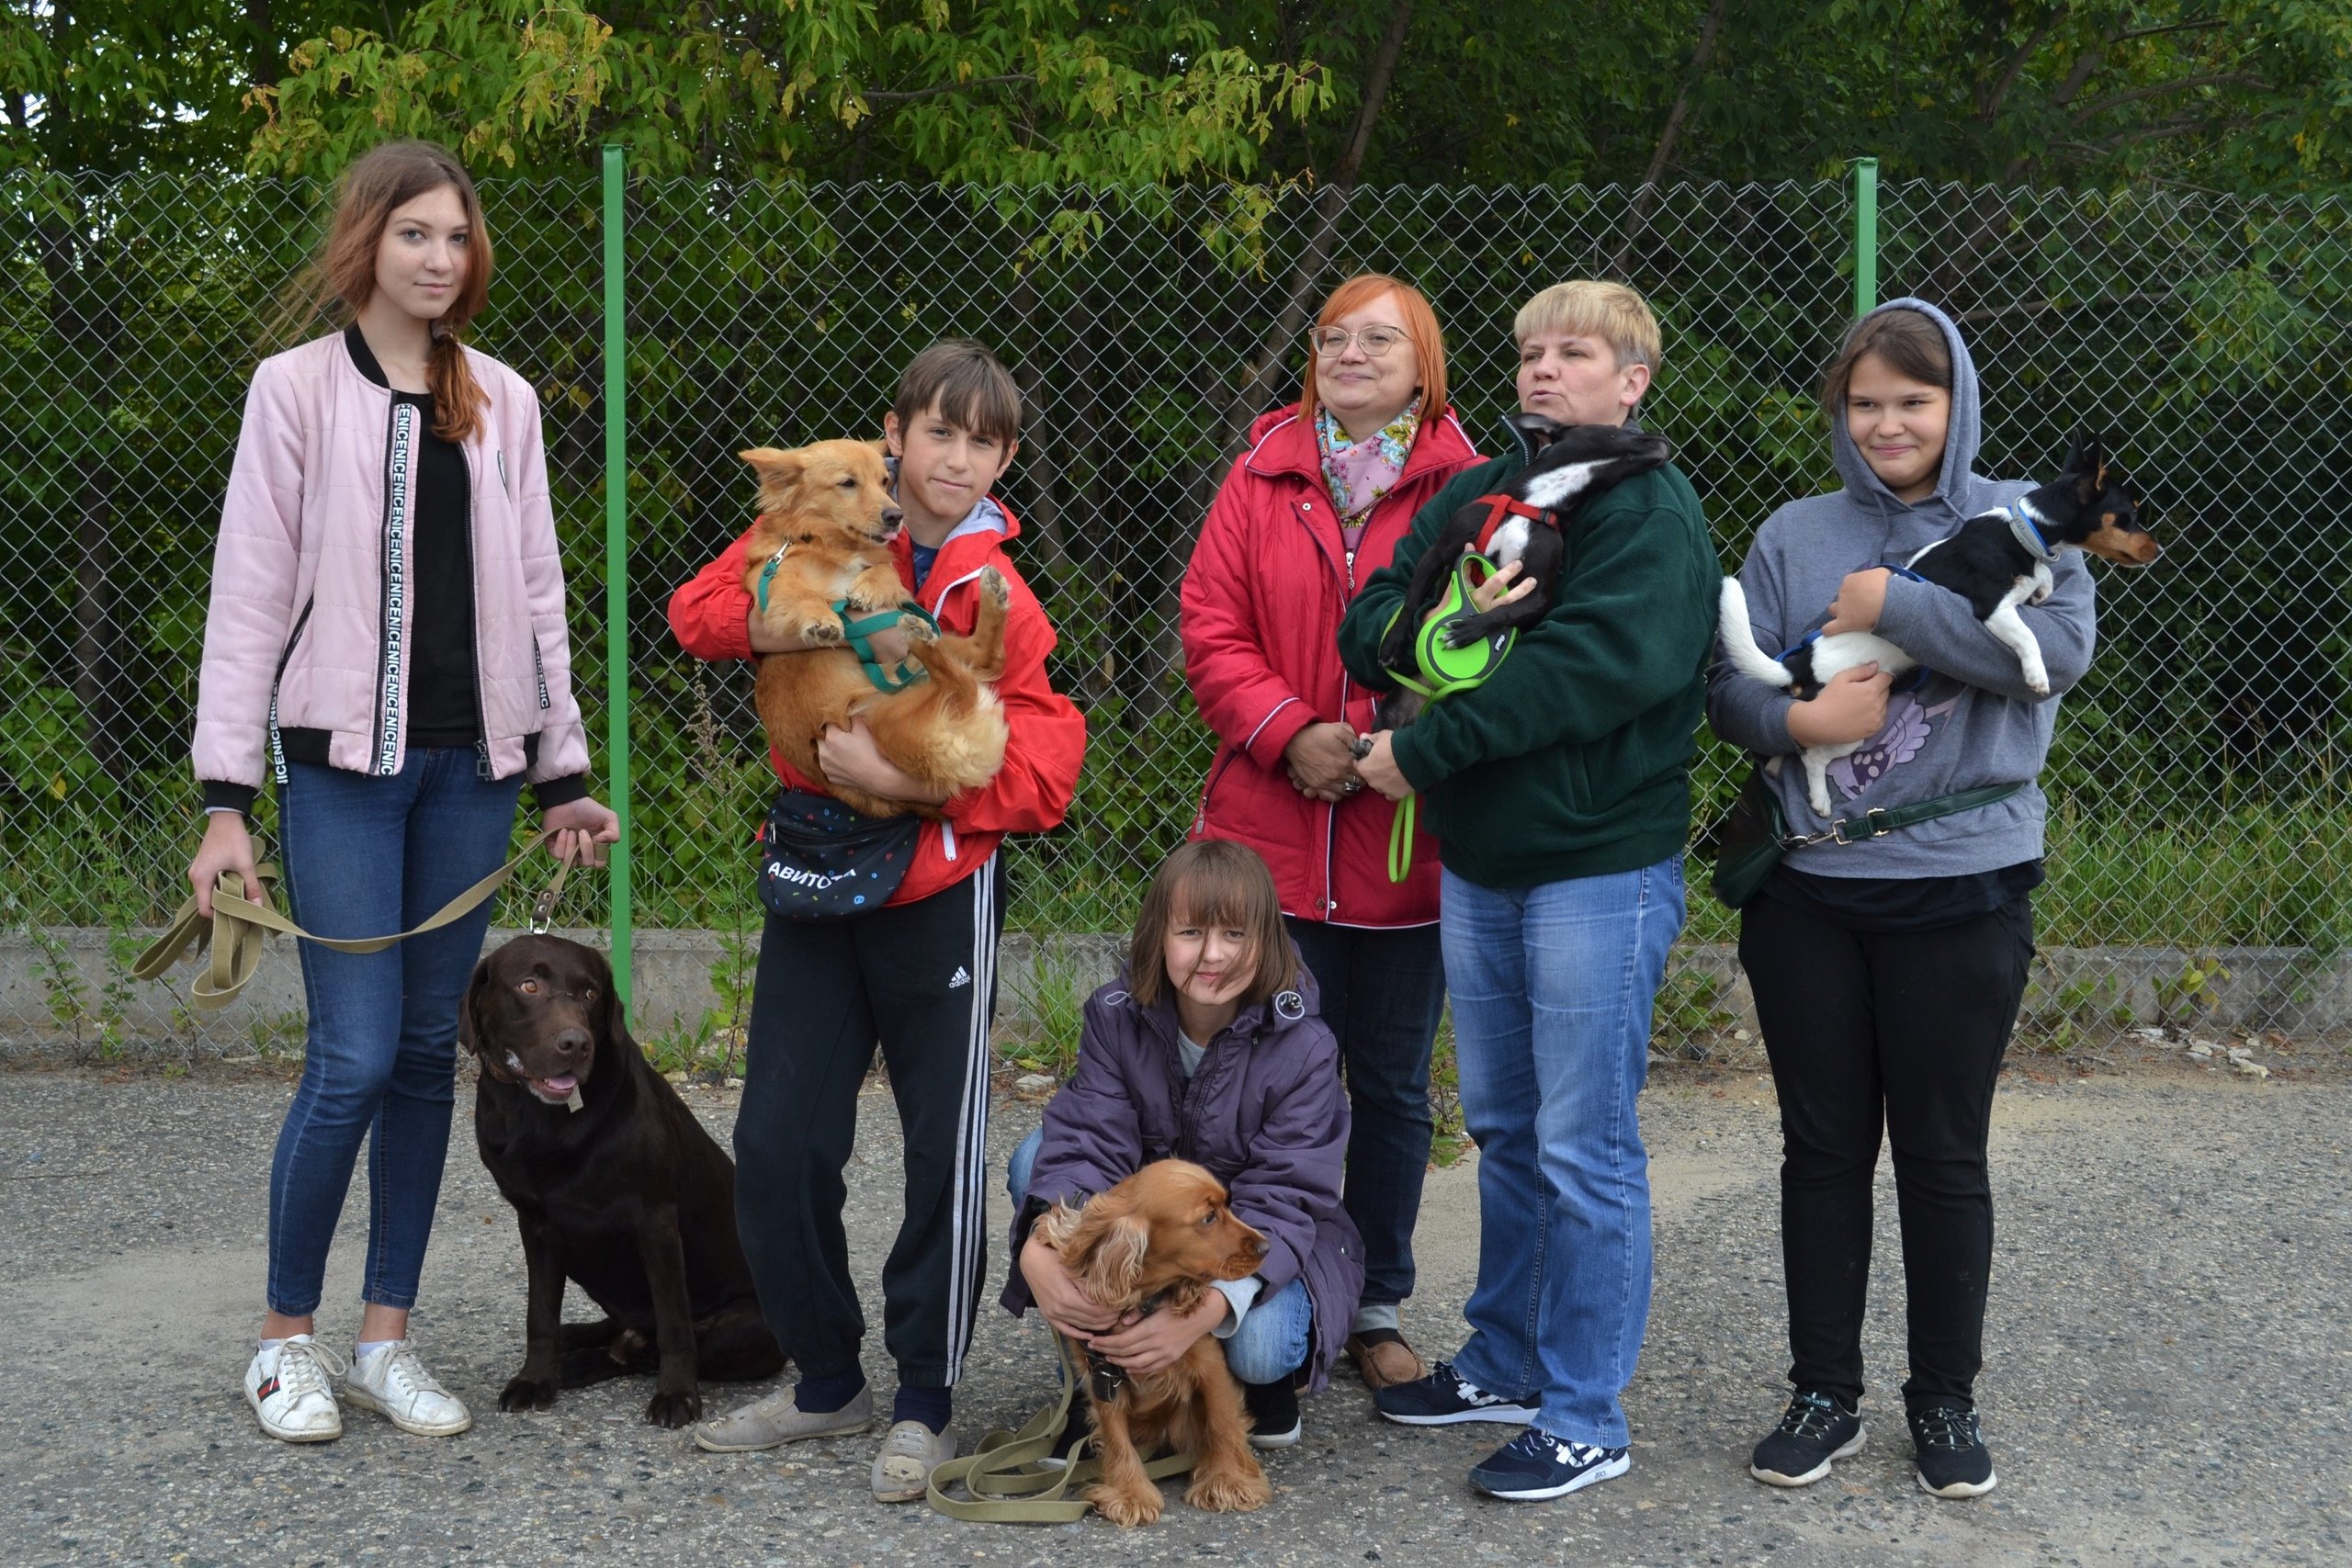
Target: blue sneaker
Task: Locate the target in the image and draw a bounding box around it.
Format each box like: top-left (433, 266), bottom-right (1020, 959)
top-left (1469, 1428), bottom-right (1631, 1501)
top-left (1373, 1361), bottom-right (1540, 1427)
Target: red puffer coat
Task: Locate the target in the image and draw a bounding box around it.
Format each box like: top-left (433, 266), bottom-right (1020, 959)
top-left (1181, 403), bottom-right (1481, 927)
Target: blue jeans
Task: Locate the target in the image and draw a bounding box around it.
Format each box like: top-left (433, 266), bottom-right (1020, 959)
top-left (1284, 919), bottom-right (1446, 1317)
top-left (266, 753), bottom-right (522, 1315)
top-left (1007, 1129), bottom-right (1312, 1384)
top-left (1441, 855), bottom-right (1685, 1448)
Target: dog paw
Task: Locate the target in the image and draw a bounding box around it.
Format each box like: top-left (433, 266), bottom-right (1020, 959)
top-left (499, 1374), bottom-right (558, 1413)
top-left (1184, 1465), bottom-right (1272, 1514)
top-left (1087, 1483), bottom-right (1165, 1529)
top-left (2026, 677), bottom-right (2051, 697)
top-left (978, 566), bottom-right (1011, 607)
top-left (897, 610), bottom-right (940, 643)
top-left (802, 620), bottom-right (844, 646)
top-left (645, 1388), bottom-right (703, 1428)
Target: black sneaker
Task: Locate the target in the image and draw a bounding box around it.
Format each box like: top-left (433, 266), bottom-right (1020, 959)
top-left (1749, 1390), bottom-right (1864, 1487)
top-left (1242, 1378), bottom-right (1301, 1450)
top-left (1374, 1360), bottom-right (1540, 1427)
top-left (1034, 1410), bottom-right (1092, 1471)
top-left (1909, 1404), bottom-right (1997, 1497)
top-left (1469, 1428), bottom-right (1630, 1501)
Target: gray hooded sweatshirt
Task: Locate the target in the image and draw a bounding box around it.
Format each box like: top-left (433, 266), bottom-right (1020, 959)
top-left (1707, 298), bottom-right (2098, 878)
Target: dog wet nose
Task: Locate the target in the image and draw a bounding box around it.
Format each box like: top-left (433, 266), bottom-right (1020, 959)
top-left (553, 1027), bottom-right (592, 1060)
top-left (881, 506), bottom-right (904, 530)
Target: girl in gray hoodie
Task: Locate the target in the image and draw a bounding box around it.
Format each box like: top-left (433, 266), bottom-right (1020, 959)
top-left (1710, 299), bottom-right (2097, 1502)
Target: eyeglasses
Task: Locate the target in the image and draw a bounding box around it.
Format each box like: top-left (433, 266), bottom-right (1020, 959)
top-left (1308, 325), bottom-right (1408, 357)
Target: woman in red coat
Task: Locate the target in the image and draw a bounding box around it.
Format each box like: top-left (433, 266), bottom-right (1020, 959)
top-left (1180, 272), bottom-right (1481, 1389)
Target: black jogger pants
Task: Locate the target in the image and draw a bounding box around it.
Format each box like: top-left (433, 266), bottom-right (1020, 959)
top-left (732, 854), bottom-right (1004, 1388)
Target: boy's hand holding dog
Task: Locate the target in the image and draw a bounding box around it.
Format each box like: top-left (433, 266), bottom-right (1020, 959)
top-left (744, 605), bottom-right (913, 667)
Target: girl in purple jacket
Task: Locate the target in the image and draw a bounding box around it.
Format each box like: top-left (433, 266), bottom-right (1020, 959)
top-left (1003, 840), bottom-right (1366, 1450)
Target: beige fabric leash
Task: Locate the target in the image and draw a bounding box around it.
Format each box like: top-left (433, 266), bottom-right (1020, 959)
top-left (924, 1330), bottom-right (1198, 1523)
top-left (132, 830), bottom-right (578, 1011)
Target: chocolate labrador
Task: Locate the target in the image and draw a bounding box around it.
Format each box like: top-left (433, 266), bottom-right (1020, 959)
top-left (458, 934), bottom-right (785, 1427)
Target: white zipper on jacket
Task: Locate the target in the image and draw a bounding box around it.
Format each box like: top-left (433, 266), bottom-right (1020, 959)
top-left (373, 398), bottom-right (418, 775)
top-left (925, 559), bottom-right (991, 863)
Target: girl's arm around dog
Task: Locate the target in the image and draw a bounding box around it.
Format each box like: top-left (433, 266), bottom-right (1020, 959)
top-left (1001, 989), bottom-right (1149, 1314)
top-left (1221, 1020), bottom-right (1351, 1303)
top-left (1706, 510), bottom-right (1805, 756)
top-left (1871, 555), bottom-right (2098, 702)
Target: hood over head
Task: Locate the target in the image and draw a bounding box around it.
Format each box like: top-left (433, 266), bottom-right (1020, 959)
top-left (1829, 297), bottom-right (1984, 525)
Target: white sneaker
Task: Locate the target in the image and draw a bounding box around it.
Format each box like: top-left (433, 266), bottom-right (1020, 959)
top-left (245, 1336), bottom-right (345, 1443)
top-left (341, 1341), bottom-right (473, 1437)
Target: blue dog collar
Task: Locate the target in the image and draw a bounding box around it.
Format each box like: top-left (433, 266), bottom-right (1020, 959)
top-left (2001, 502), bottom-right (2057, 563)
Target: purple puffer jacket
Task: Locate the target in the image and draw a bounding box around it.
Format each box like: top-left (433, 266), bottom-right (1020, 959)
top-left (1001, 964), bottom-right (1366, 1391)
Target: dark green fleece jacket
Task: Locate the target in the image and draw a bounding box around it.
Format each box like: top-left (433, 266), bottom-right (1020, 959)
top-left (1337, 420), bottom-right (1717, 889)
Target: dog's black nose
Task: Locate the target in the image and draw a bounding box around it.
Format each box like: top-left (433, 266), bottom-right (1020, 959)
top-left (881, 506), bottom-right (904, 529)
top-left (553, 1028), bottom-right (592, 1060)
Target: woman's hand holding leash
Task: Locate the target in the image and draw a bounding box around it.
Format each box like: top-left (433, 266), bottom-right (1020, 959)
top-left (1019, 1234), bottom-right (1122, 1339)
top-left (1086, 1291), bottom-right (1231, 1378)
top-left (1786, 662), bottom-right (1893, 747)
top-left (187, 813), bottom-right (264, 919)
top-left (1283, 722), bottom-right (1363, 801)
top-left (543, 796), bottom-right (621, 868)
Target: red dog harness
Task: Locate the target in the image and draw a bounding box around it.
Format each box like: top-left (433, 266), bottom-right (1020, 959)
top-left (1466, 492), bottom-right (1558, 555)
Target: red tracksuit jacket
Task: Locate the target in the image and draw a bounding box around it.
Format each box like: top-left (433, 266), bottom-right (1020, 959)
top-left (667, 503), bottom-right (1086, 908)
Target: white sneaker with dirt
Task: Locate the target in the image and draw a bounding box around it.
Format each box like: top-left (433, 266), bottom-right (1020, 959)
top-left (340, 1341), bottom-right (474, 1437)
top-left (244, 1336), bottom-right (345, 1443)
top-left (870, 1419), bottom-right (956, 1503)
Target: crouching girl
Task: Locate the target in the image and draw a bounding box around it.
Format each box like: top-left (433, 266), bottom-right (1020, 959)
top-left (1002, 840), bottom-right (1365, 1449)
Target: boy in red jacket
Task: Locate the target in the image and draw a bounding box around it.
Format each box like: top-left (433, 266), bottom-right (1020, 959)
top-left (668, 340), bottom-right (1086, 1502)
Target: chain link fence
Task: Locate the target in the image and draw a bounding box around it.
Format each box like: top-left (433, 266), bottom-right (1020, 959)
top-left (5, 171), bottom-right (2347, 1047)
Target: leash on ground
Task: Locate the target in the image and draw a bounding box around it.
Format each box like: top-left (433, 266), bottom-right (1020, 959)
top-left (131, 832), bottom-right (584, 1010)
top-left (925, 1329), bottom-right (1197, 1523)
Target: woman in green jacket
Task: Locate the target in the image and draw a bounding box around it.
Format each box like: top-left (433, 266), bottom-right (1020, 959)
top-left (1339, 280), bottom-right (1717, 1503)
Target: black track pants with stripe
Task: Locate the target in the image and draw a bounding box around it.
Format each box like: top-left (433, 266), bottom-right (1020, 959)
top-left (732, 854), bottom-right (1003, 1388)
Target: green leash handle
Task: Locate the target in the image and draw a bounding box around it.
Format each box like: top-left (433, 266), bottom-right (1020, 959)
top-left (1388, 792), bottom-right (1417, 884)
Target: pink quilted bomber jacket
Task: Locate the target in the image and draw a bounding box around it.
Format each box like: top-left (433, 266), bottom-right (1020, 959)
top-left (193, 332), bottom-right (590, 797)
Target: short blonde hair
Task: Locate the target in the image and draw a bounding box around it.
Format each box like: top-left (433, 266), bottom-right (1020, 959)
top-left (1512, 281), bottom-right (1662, 376)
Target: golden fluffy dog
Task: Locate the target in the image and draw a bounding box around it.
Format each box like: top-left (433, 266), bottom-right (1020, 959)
top-left (1034, 1160), bottom-right (1274, 1528)
top-left (737, 441), bottom-right (1010, 819)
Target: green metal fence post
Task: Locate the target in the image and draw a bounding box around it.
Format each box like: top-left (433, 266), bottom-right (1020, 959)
top-left (601, 144), bottom-right (634, 1007)
top-left (1851, 155), bottom-right (1880, 315)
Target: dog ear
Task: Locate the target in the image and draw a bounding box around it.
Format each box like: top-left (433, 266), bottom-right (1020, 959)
top-left (1080, 1213), bottom-right (1151, 1304)
top-left (456, 954), bottom-right (494, 1055)
top-left (2069, 432), bottom-right (2109, 504)
top-left (739, 447), bottom-right (804, 489)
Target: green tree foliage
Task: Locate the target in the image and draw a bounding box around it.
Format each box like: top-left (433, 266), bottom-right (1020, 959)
top-left (242, 0), bottom-right (1330, 183)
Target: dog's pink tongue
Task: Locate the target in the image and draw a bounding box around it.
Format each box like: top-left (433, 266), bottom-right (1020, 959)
top-left (540, 1075), bottom-right (578, 1094)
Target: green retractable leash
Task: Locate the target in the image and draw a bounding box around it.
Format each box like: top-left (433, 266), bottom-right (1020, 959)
top-left (1374, 550), bottom-right (1521, 883)
top-left (755, 540), bottom-right (939, 693)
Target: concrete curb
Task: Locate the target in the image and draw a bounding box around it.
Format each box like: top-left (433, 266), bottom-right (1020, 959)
top-left (4, 925), bottom-right (2345, 1051)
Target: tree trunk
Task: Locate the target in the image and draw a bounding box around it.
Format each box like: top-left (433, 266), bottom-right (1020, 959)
top-left (1611, 0), bottom-right (1730, 274)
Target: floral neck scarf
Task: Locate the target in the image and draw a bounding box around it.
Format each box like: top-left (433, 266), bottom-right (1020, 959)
top-left (1317, 396), bottom-right (1423, 521)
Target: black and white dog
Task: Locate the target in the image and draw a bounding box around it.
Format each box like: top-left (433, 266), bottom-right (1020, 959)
top-left (1718, 431), bottom-right (2157, 817)
top-left (1375, 415), bottom-right (1671, 726)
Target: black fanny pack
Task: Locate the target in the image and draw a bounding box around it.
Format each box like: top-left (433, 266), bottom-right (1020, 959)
top-left (756, 789), bottom-right (921, 919)
top-left (1710, 766), bottom-right (2023, 910)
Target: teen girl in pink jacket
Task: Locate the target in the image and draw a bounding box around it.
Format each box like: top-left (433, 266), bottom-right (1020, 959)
top-left (189, 141), bottom-right (616, 1447)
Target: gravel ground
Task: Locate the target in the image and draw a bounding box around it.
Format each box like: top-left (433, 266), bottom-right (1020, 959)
top-left (1, 1045), bottom-right (2346, 1567)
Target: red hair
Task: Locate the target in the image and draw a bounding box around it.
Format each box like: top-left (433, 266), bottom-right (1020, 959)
top-left (268, 140), bottom-right (494, 444)
top-left (1299, 273), bottom-right (1448, 426)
